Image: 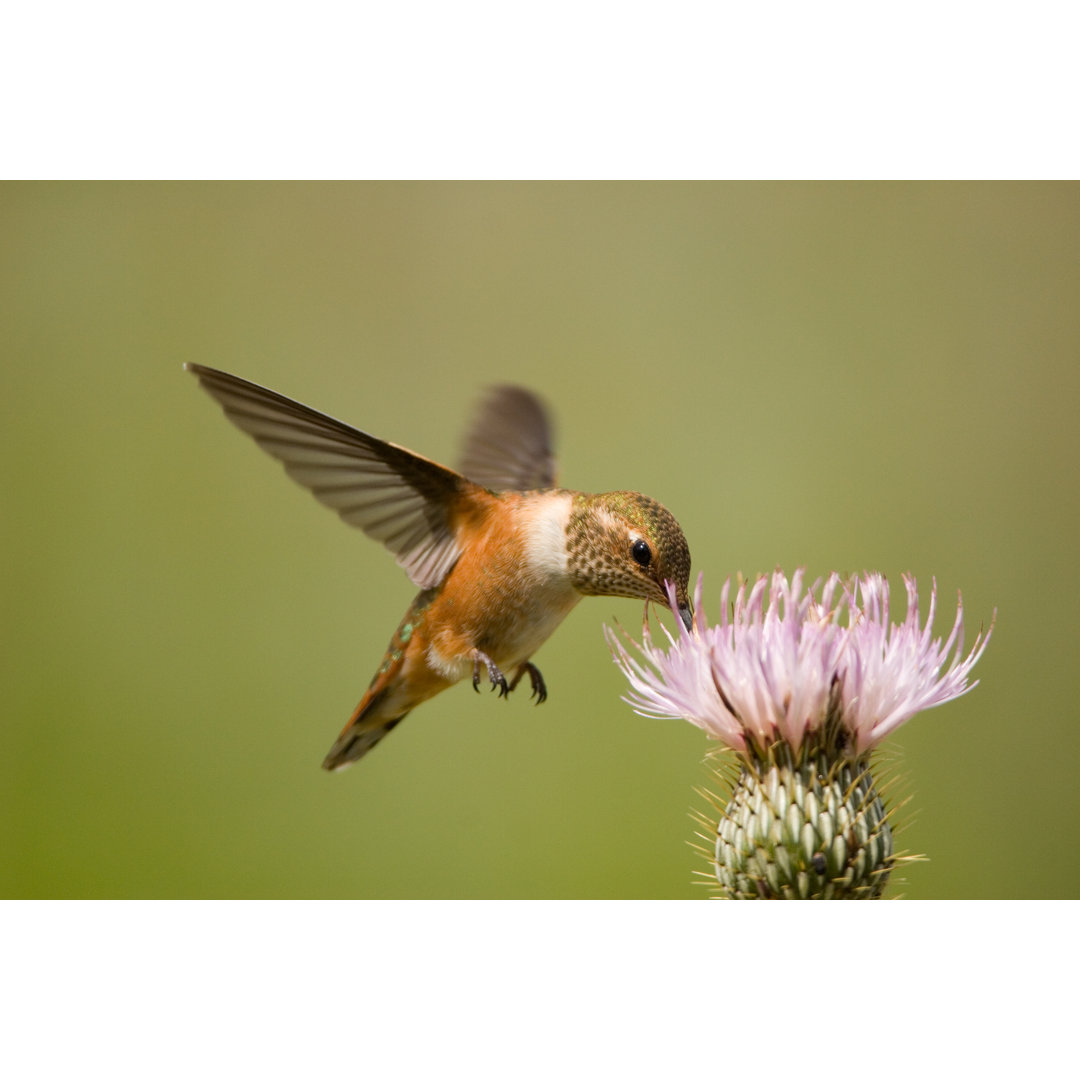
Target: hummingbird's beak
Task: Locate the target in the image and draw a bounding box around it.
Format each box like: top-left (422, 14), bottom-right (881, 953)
top-left (677, 600), bottom-right (693, 633)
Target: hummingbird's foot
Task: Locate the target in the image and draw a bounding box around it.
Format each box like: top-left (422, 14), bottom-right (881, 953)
top-left (471, 649), bottom-right (510, 697)
top-left (509, 662), bottom-right (547, 704)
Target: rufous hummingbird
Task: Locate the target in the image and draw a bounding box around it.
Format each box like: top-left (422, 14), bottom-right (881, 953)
top-left (186, 365), bottom-right (693, 771)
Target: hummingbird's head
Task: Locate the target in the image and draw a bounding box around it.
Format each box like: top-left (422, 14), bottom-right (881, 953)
top-left (568, 492), bottom-right (692, 629)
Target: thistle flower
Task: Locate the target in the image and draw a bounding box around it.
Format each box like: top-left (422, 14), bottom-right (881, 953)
top-left (606, 570), bottom-right (994, 899)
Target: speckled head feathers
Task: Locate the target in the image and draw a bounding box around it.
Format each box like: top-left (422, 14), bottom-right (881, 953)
top-left (567, 491), bottom-right (692, 618)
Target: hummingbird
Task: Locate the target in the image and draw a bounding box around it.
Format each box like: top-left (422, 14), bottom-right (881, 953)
top-left (185, 364), bottom-right (693, 771)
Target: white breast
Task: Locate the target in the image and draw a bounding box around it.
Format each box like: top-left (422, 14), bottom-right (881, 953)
top-left (522, 492), bottom-right (574, 583)
top-left (501, 492), bottom-right (580, 662)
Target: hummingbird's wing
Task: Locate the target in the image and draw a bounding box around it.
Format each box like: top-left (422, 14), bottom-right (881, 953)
top-left (186, 364), bottom-right (468, 589)
top-left (458, 385), bottom-right (557, 492)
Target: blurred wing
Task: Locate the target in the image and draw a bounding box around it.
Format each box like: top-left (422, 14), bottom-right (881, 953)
top-left (186, 364), bottom-right (466, 589)
top-left (458, 385), bottom-right (557, 492)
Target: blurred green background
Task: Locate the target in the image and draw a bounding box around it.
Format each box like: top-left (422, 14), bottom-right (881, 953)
top-left (2, 182), bottom-right (1076, 898)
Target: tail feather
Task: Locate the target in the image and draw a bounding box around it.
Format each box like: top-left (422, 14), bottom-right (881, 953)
top-left (321, 682), bottom-right (410, 771)
top-left (322, 713), bottom-right (407, 771)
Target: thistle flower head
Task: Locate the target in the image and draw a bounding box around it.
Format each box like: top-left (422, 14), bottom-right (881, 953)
top-left (606, 569), bottom-right (994, 899)
top-left (607, 569), bottom-right (993, 758)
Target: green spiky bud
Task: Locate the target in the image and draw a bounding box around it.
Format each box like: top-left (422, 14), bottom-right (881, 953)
top-left (712, 740), bottom-right (893, 899)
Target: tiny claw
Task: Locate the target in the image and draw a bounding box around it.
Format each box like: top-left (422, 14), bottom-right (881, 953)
top-left (472, 649), bottom-right (509, 698)
top-left (528, 663), bottom-right (547, 704)
top-left (509, 661), bottom-right (547, 704)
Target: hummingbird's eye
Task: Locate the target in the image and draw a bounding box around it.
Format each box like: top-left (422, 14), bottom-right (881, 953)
top-left (631, 539), bottom-right (652, 568)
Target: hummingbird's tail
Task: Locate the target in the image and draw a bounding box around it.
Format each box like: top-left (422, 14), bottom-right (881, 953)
top-left (321, 688), bottom-right (409, 771)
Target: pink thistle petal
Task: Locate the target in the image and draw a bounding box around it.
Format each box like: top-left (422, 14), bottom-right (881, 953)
top-left (607, 569), bottom-right (994, 757)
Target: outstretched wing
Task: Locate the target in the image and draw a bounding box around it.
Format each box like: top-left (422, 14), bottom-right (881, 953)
top-left (458, 385), bottom-right (557, 492)
top-left (186, 364), bottom-right (467, 589)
